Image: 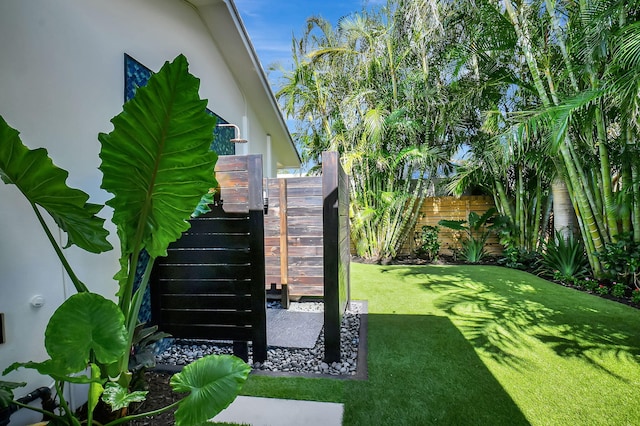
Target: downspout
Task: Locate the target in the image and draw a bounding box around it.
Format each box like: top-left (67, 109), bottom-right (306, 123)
top-left (267, 134), bottom-right (273, 177)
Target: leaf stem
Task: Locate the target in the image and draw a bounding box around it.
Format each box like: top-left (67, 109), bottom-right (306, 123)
top-left (121, 254), bottom-right (156, 373)
top-left (54, 381), bottom-right (82, 426)
top-left (9, 400), bottom-right (61, 420)
top-left (31, 202), bottom-right (88, 293)
top-left (104, 400), bottom-right (181, 426)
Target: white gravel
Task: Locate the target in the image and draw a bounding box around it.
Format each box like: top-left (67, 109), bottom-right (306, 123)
top-left (156, 301), bottom-right (363, 376)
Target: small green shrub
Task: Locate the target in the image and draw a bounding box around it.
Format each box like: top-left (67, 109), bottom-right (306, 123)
top-left (499, 247), bottom-right (541, 270)
top-left (461, 238), bottom-right (488, 263)
top-left (415, 225), bottom-right (440, 261)
top-left (596, 284), bottom-right (609, 295)
top-left (632, 289), bottom-right (640, 304)
top-left (596, 233), bottom-right (640, 288)
top-left (540, 232), bottom-right (588, 281)
top-left (611, 282), bottom-right (627, 298)
top-left (580, 277), bottom-right (599, 292)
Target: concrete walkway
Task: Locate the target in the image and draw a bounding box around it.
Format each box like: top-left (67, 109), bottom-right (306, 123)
top-left (211, 395), bottom-right (344, 425)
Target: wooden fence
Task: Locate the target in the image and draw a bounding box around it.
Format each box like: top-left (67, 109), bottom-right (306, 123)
top-left (264, 151), bottom-right (350, 362)
top-left (150, 152), bottom-right (350, 363)
top-left (264, 176), bottom-right (324, 297)
top-left (400, 195), bottom-right (502, 257)
top-left (150, 155), bottom-right (267, 362)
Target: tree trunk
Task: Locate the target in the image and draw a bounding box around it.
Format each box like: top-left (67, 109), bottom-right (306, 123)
top-left (552, 178), bottom-right (577, 238)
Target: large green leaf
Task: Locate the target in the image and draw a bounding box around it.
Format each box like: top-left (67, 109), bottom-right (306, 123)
top-left (437, 219), bottom-right (468, 231)
top-left (3, 360), bottom-right (100, 384)
top-left (101, 382), bottom-right (147, 411)
top-left (0, 380), bottom-right (25, 408)
top-left (98, 54), bottom-right (218, 259)
top-left (0, 116), bottom-right (112, 253)
top-left (45, 292), bottom-right (127, 373)
top-left (170, 355), bottom-right (250, 426)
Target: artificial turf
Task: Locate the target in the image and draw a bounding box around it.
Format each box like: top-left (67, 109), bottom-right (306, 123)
top-left (240, 263), bottom-right (640, 425)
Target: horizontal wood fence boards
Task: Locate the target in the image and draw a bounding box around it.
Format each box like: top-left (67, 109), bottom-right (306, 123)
top-left (151, 155), bottom-right (267, 362)
top-left (399, 195), bottom-right (503, 257)
top-left (264, 177), bottom-right (326, 296)
top-left (264, 152), bottom-right (350, 362)
top-left (151, 152), bottom-right (349, 364)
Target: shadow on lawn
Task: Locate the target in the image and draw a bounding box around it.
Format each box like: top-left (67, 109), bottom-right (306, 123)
top-left (391, 265), bottom-right (640, 380)
top-left (345, 313), bottom-right (531, 425)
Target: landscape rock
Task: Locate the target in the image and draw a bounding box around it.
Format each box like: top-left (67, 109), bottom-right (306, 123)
top-left (156, 301), bottom-right (362, 376)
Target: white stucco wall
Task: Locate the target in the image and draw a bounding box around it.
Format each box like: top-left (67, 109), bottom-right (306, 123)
top-left (0, 0), bottom-right (276, 421)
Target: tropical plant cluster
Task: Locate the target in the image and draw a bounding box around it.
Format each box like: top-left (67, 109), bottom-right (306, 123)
top-left (0, 55), bottom-right (249, 425)
top-left (414, 225), bottom-right (440, 261)
top-left (276, 0), bottom-right (640, 294)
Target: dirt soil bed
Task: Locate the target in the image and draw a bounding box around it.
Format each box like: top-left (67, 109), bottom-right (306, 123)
top-left (128, 371), bottom-right (180, 426)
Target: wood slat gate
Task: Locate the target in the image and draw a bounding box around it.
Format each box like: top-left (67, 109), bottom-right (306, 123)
top-left (151, 155), bottom-right (267, 362)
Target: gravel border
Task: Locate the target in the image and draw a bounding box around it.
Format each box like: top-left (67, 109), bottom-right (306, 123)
top-left (155, 301), bottom-right (367, 378)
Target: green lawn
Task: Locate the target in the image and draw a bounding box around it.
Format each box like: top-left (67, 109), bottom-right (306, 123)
top-left (241, 263), bottom-right (640, 425)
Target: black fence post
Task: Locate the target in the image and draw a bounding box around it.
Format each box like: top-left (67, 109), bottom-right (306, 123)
top-left (248, 155), bottom-right (268, 363)
top-left (323, 151), bottom-right (350, 363)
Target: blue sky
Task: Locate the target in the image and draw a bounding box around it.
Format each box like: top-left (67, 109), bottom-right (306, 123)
top-left (235, 0), bottom-right (370, 78)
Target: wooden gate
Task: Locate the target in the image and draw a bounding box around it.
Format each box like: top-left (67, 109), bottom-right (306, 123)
top-left (150, 155), bottom-right (267, 362)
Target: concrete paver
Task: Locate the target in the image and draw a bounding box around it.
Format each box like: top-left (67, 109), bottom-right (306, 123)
top-left (211, 396), bottom-right (343, 426)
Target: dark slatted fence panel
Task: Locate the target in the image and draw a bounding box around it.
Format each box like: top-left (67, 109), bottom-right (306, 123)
top-left (151, 155), bottom-right (267, 362)
top-left (322, 151), bottom-right (351, 362)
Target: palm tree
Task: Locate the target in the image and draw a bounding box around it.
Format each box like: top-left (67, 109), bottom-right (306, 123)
top-left (454, 0), bottom-right (640, 275)
top-left (275, 1), bottom-right (461, 262)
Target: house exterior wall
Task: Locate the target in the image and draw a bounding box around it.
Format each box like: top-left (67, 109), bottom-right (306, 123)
top-left (0, 0), bottom-right (283, 420)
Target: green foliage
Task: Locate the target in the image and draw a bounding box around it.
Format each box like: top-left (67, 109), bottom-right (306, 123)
top-left (45, 292), bottom-right (127, 374)
top-left (611, 282), bottom-right (627, 298)
top-left (540, 232), bottom-right (589, 281)
top-left (102, 382), bottom-right (148, 411)
top-left (574, 277), bottom-right (599, 292)
top-left (0, 55), bottom-right (247, 424)
top-left (276, 6), bottom-right (457, 263)
top-left (171, 355), bottom-right (251, 426)
top-left (99, 56), bottom-right (218, 260)
top-left (0, 116), bottom-right (112, 256)
top-left (498, 247), bottom-right (540, 270)
top-left (438, 208), bottom-right (496, 263)
top-left (596, 233), bottom-right (640, 289)
top-left (632, 289), bottom-right (640, 304)
top-left (460, 238), bottom-right (488, 263)
top-left (129, 324), bottom-right (172, 391)
top-left (414, 225), bottom-right (440, 261)
top-left (0, 381), bottom-right (26, 408)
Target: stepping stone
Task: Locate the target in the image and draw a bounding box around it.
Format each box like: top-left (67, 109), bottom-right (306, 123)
top-left (267, 310), bottom-right (323, 348)
top-left (211, 396), bottom-right (344, 426)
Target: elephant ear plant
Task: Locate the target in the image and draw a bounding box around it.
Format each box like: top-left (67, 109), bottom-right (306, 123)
top-left (0, 55), bottom-right (250, 425)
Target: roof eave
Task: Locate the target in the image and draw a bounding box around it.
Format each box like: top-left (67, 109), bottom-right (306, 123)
top-left (185, 0), bottom-right (301, 168)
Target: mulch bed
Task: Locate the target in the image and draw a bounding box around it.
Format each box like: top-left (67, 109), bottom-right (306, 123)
top-left (128, 371), bottom-right (180, 426)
